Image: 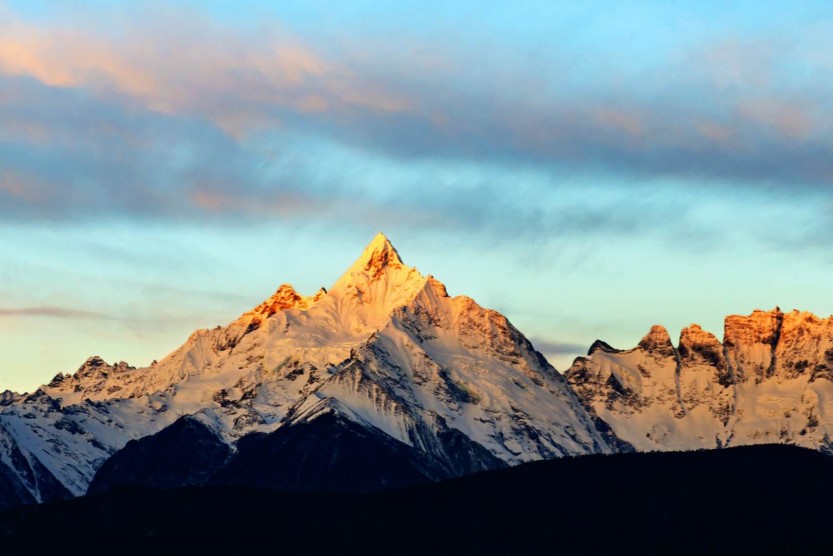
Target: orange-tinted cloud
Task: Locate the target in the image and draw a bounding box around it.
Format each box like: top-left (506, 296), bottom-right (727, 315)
top-left (3, 3), bottom-right (833, 234)
top-left (0, 171), bottom-right (50, 204)
top-left (188, 188), bottom-right (321, 217)
top-left (0, 172), bottom-right (25, 198)
top-left (696, 122), bottom-right (733, 143)
top-left (0, 21), bottom-right (157, 93)
top-left (735, 99), bottom-right (814, 139)
top-left (593, 108), bottom-right (646, 138)
top-left (0, 14), bottom-right (411, 136)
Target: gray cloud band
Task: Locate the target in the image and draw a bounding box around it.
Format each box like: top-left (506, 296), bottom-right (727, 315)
top-left (0, 307), bottom-right (113, 319)
top-left (1, 15), bottom-right (832, 237)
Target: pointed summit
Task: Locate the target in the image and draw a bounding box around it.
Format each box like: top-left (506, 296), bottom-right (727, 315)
top-left (332, 232), bottom-right (412, 289)
top-left (358, 232), bottom-right (404, 275)
top-left (367, 231), bottom-right (395, 250)
top-left (327, 232), bottom-right (428, 317)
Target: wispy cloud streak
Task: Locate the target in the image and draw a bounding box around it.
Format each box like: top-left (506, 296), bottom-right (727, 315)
top-left (529, 338), bottom-right (589, 356)
top-left (0, 306), bottom-right (114, 319)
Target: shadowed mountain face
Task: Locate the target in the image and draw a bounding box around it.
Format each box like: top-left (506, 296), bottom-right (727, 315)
top-left (210, 412), bottom-right (441, 491)
top-left (2, 445), bottom-right (831, 554)
top-left (0, 465), bottom-right (34, 512)
top-left (87, 417), bottom-right (232, 495)
top-left (0, 422), bottom-right (71, 511)
top-left (90, 411), bottom-right (506, 495)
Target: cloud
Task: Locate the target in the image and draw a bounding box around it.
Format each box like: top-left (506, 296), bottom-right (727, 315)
top-left (0, 10), bottom-right (410, 136)
top-left (529, 338), bottom-right (588, 356)
top-left (3, 8), bottom-right (833, 188)
top-left (1, 5), bottom-right (833, 251)
top-left (0, 73), bottom-right (812, 258)
top-left (0, 306), bottom-right (114, 319)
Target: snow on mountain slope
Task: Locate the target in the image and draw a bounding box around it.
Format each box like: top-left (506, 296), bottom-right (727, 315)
top-left (43, 234), bottom-right (428, 411)
top-left (0, 386), bottom-right (178, 500)
top-left (42, 234), bottom-right (609, 459)
top-left (566, 308), bottom-right (833, 454)
top-left (283, 272), bottom-right (610, 464)
top-left (0, 233), bottom-right (613, 504)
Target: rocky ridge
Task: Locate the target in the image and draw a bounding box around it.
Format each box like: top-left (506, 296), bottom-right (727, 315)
top-left (566, 308), bottom-right (833, 453)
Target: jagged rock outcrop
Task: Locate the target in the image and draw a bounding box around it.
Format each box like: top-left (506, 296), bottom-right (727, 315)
top-left (566, 308), bottom-right (833, 453)
top-left (0, 391), bottom-right (21, 407)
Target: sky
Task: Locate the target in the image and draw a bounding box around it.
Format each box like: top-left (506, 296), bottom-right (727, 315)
top-left (3, 1), bottom-right (833, 392)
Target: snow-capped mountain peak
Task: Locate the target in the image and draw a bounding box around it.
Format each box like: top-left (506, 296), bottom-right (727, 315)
top-left (0, 232), bottom-right (616, 505)
top-left (330, 233), bottom-right (423, 306)
top-left (252, 283), bottom-right (326, 315)
top-left (308, 234), bottom-right (431, 341)
top-left (356, 231), bottom-right (404, 273)
top-left (235, 283), bottom-right (327, 332)
top-left (334, 232), bottom-right (406, 286)
top-left (43, 234), bottom-right (430, 404)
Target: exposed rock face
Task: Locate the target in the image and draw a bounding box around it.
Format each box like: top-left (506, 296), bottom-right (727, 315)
top-left (48, 357), bottom-right (138, 398)
top-left (252, 284), bottom-right (326, 315)
top-left (566, 325), bottom-right (685, 449)
top-left (566, 308), bottom-right (833, 453)
top-left (0, 391), bottom-right (21, 407)
top-left (724, 309), bottom-right (784, 384)
top-left (775, 311), bottom-right (833, 383)
top-left (678, 324), bottom-right (728, 383)
top-left (637, 325), bottom-right (676, 358)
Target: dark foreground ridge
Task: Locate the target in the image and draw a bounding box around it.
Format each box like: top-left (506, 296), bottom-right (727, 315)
top-left (2, 444), bottom-right (831, 554)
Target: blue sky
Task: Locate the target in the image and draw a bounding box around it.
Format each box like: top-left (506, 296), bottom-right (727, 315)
top-left (2, 1), bottom-right (833, 392)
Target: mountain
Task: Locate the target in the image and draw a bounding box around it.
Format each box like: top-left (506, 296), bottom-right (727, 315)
top-left (3, 444), bottom-right (831, 553)
top-left (566, 308), bottom-right (833, 453)
top-left (0, 233), bottom-right (613, 506)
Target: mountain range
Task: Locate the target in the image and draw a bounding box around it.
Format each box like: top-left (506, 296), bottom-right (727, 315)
top-left (1, 233), bottom-right (832, 510)
top-left (567, 309), bottom-right (833, 454)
